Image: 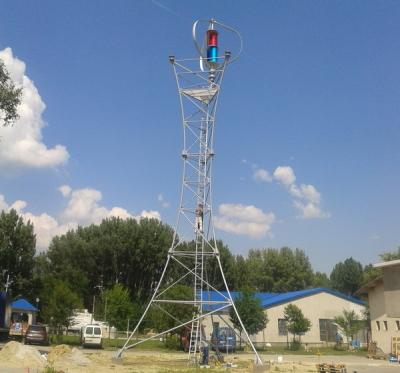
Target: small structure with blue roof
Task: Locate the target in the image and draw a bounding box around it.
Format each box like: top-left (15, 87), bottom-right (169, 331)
top-left (8, 298), bottom-right (38, 337)
top-left (202, 288), bottom-right (366, 347)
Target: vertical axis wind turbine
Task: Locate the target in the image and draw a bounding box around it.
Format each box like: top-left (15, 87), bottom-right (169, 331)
top-left (116, 19), bottom-right (262, 366)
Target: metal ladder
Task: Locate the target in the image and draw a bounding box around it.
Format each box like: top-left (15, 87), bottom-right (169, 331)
top-left (189, 121), bottom-right (207, 364)
top-left (189, 317), bottom-right (200, 359)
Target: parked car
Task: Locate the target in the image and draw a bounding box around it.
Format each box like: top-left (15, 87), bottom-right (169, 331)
top-left (24, 325), bottom-right (49, 345)
top-left (80, 324), bottom-right (102, 348)
top-left (211, 326), bottom-right (236, 352)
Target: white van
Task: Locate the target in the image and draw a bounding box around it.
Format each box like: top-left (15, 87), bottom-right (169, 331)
top-left (80, 324), bottom-right (102, 348)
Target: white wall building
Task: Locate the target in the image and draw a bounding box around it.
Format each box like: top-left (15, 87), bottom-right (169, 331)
top-left (358, 259), bottom-right (400, 354)
top-left (203, 288), bottom-right (366, 346)
top-left (68, 309), bottom-right (111, 336)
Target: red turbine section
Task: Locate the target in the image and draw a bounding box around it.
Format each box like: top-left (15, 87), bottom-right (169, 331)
top-left (207, 30), bottom-right (218, 47)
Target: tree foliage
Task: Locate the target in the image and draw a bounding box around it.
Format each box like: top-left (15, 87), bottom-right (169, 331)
top-left (46, 217), bottom-right (174, 306)
top-left (0, 209), bottom-right (36, 298)
top-left (379, 246), bottom-right (400, 262)
top-left (330, 257), bottom-right (364, 296)
top-left (0, 60), bottom-right (22, 126)
top-left (40, 278), bottom-right (82, 330)
top-left (283, 304), bottom-right (311, 342)
top-left (149, 284), bottom-right (193, 335)
top-left (313, 272), bottom-right (331, 288)
top-left (104, 283), bottom-right (136, 331)
top-left (229, 288), bottom-right (268, 336)
top-left (362, 264), bottom-right (382, 284)
top-left (0, 207), bottom-right (376, 337)
top-left (334, 309), bottom-right (364, 344)
top-left (245, 248), bottom-right (315, 292)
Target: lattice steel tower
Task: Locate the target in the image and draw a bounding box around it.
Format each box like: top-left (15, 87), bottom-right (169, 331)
top-left (116, 19), bottom-right (262, 366)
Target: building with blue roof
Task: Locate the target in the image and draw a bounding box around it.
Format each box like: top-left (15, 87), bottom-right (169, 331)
top-left (0, 295), bottom-right (38, 337)
top-left (202, 288), bottom-right (366, 346)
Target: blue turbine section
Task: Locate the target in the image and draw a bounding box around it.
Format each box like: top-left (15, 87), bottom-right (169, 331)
top-left (207, 46), bottom-right (218, 63)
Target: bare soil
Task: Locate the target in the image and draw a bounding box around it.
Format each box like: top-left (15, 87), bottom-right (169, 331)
top-left (0, 343), bottom-right (397, 372)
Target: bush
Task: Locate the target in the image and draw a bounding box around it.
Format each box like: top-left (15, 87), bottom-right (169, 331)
top-left (164, 334), bottom-right (181, 350)
top-left (289, 340), bottom-right (301, 350)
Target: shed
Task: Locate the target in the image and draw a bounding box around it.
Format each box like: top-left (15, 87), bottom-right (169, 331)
top-left (9, 298), bottom-right (38, 336)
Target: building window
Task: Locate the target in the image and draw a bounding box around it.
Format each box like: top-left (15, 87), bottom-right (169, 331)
top-left (384, 321), bottom-right (388, 331)
top-left (376, 321), bottom-right (380, 331)
top-left (319, 319), bottom-right (338, 342)
top-left (396, 321), bottom-right (400, 331)
top-left (278, 319), bottom-right (287, 336)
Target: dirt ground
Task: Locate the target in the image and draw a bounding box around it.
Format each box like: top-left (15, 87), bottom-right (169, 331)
top-left (0, 342), bottom-right (399, 373)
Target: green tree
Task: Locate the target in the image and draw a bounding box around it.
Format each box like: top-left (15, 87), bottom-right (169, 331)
top-left (0, 209), bottom-right (36, 298)
top-left (46, 217), bottom-right (174, 307)
top-left (334, 309), bottom-right (364, 345)
top-left (104, 284), bottom-right (135, 331)
top-left (229, 288), bottom-right (268, 345)
top-left (362, 264), bottom-right (382, 284)
top-left (246, 247), bottom-right (314, 292)
top-left (379, 246), bottom-right (400, 262)
top-left (205, 240), bottom-right (237, 290)
top-left (313, 272), bottom-right (331, 288)
top-left (149, 284), bottom-right (193, 336)
top-left (0, 60), bottom-right (22, 126)
top-left (330, 257), bottom-right (363, 296)
top-left (283, 304), bottom-right (311, 344)
top-left (231, 255), bottom-right (250, 290)
top-left (40, 278), bottom-right (82, 332)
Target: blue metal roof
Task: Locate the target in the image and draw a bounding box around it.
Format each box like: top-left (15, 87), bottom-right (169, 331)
top-left (11, 299), bottom-right (38, 312)
top-left (259, 288), bottom-right (365, 308)
top-left (202, 288), bottom-right (365, 311)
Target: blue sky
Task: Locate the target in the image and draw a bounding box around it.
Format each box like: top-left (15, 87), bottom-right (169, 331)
top-left (0, 0), bottom-right (399, 273)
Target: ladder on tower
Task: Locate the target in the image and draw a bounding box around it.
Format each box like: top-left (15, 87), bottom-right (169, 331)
top-left (189, 317), bottom-right (200, 360)
top-left (189, 231), bottom-right (204, 363)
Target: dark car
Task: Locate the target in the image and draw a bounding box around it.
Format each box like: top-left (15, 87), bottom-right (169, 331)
top-left (211, 326), bottom-right (236, 352)
top-left (24, 325), bottom-right (49, 345)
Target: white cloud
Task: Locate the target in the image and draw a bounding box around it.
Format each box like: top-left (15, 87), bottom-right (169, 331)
top-left (0, 195), bottom-right (8, 211)
top-left (293, 201), bottom-right (330, 219)
top-left (22, 212), bottom-right (76, 251)
top-left (274, 167), bottom-right (328, 219)
top-left (58, 185), bottom-right (72, 197)
top-left (273, 166), bottom-right (296, 186)
top-left (61, 188), bottom-right (109, 225)
top-left (0, 194), bottom-right (75, 250)
top-left (253, 168), bottom-right (272, 183)
top-left (60, 187), bottom-right (160, 226)
top-left (252, 164), bottom-right (329, 219)
top-left (0, 47), bottom-right (69, 173)
top-left (289, 184), bottom-right (321, 204)
top-left (157, 193), bottom-right (170, 208)
top-left (9, 199), bottom-right (28, 212)
top-left (0, 187), bottom-right (161, 252)
top-left (137, 210), bottom-right (161, 220)
top-left (214, 203), bottom-right (275, 238)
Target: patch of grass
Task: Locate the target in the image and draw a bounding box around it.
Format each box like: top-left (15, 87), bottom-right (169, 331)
top-left (103, 338), bottom-right (166, 350)
top-left (259, 345), bottom-right (368, 356)
top-left (49, 334), bottom-right (168, 350)
top-left (43, 365), bottom-right (63, 373)
top-left (49, 334), bottom-right (80, 346)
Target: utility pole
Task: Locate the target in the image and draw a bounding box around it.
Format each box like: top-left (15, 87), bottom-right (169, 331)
top-left (91, 295), bottom-right (95, 324)
top-left (5, 274), bottom-right (12, 295)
